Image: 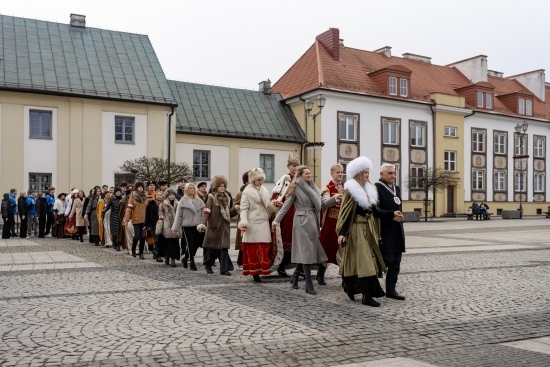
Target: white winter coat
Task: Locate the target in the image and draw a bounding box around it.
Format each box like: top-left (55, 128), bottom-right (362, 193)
top-left (239, 184), bottom-right (276, 243)
top-left (172, 196), bottom-right (205, 230)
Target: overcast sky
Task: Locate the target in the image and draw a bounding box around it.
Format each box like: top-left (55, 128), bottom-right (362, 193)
top-left (3, 0), bottom-right (549, 91)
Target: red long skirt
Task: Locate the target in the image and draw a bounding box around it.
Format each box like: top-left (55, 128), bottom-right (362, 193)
top-left (243, 242), bottom-right (271, 276)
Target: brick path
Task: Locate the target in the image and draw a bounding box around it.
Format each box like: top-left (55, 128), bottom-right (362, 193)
top-left (1, 218), bottom-right (550, 366)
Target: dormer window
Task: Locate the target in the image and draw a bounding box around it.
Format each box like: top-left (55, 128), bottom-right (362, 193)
top-left (389, 77), bottom-right (397, 95)
top-left (476, 91), bottom-right (493, 109)
top-left (400, 79), bottom-right (408, 97)
top-left (389, 77), bottom-right (408, 97)
top-left (518, 98), bottom-right (533, 116)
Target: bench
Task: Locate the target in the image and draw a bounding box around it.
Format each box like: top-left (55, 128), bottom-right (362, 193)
top-left (502, 210), bottom-right (521, 219)
top-left (466, 209), bottom-right (492, 220)
top-left (403, 211), bottom-right (421, 222)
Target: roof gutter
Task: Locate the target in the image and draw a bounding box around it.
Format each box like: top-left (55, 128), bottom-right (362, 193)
top-left (167, 104), bottom-right (176, 184)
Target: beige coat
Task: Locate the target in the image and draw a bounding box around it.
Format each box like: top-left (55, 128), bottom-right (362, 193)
top-left (69, 198), bottom-right (88, 227)
top-left (123, 192), bottom-right (147, 224)
top-left (156, 199), bottom-right (181, 238)
top-left (239, 184), bottom-right (276, 243)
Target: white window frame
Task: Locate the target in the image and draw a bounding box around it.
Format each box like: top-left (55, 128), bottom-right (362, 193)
top-left (534, 137), bottom-right (544, 158)
top-left (410, 124), bottom-right (425, 147)
top-left (494, 171), bottom-right (506, 191)
top-left (526, 100), bottom-right (533, 116)
top-left (383, 121), bottom-right (398, 145)
top-left (29, 110), bottom-right (53, 139)
top-left (193, 150), bottom-right (211, 180)
top-left (518, 98), bottom-right (525, 115)
top-left (29, 173), bottom-right (52, 192)
top-left (389, 77), bottom-right (397, 96)
top-left (472, 170), bottom-right (484, 190)
top-left (485, 93), bottom-right (492, 109)
top-left (515, 171), bottom-right (526, 192)
top-left (534, 173), bottom-right (545, 193)
top-left (259, 154), bottom-right (275, 183)
top-left (515, 134), bottom-right (526, 156)
top-left (410, 166), bottom-right (425, 190)
top-left (400, 78), bottom-right (408, 97)
top-left (472, 130), bottom-right (485, 153)
top-left (444, 126), bottom-right (457, 137)
top-left (444, 151), bottom-right (456, 172)
top-left (339, 116), bottom-right (357, 141)
top-left (115, 116), bottom-right (135, 144)
top-left (477, 92), bottom-right (484, 108)
top-left (494, 134), bottom-right (506, 154)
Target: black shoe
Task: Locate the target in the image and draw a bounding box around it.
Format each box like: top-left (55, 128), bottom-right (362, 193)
top-left (221, 271), bottom-right (231, 276)
top-left (116, 246), bottom-right (121, 252)
top-left (362, 295), bottom-right (380, 307)
top-left (190, 261), bottom-right (197, 271)
top-left (346, 286), bottom-right (355, 301)
top-left (170, 259), bottom-right (176, 268)
top-left (165, 256), bottom-right (169, 265)
top-left (316, 264), bottom-right (327, 286)
top-left (132, 251), bottom-right (136, 258)
top-left (290, 273), bottom-right (299, 289)
top-left (386, 291), bottom-right (406, 300)
top-left (80, 237), bottom-right (83, 243)
top-left (182, 256), bottom-right (188, 269)
top-left (253, 275), bottom-right (262, 283)
top-left (205, 265), bottom-right (214, 274)
top-left (277, 269), bottom-right (289, 277)
top-left (139, 254), bottom-right (145, 260)
top-left (156, 257), bottom-right (164, 262)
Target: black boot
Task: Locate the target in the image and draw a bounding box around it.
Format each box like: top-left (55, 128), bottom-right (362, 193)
top-left (290, 264), bottom-right (303, 289)
top-left (253, 275), bottom-right (262, 283)
top-left (138, 240), bottom-right (145, 260)
top-left (189, 259), bottom-right (197, 271)
top-left (182, 255), bottom-right (188, 269)
top-left (165, 256), bottom-right (169, 265)
top-left (316, 264), bottom-right (327, 285)
top-left (303, 264), bottom-right (316, 295)
top-left (131, 241), bottom-right (137, 257)
top-left (362, 295), bottom-right (380, 307)
top-left (170, 259), bottom-right (176, 267)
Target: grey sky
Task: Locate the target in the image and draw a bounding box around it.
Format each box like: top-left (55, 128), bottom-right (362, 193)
top-left (3, 0), bottom-right (549, 91)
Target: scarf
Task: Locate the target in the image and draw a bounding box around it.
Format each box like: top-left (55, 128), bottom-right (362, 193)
top-left (132, 190), bottom-right (147, 203)
top-left (213, 192), bottom-right (231, 223)
top-left (344, 178), bottom-right (378, 209)
top-left (295, 178), bottom-right (321, 211)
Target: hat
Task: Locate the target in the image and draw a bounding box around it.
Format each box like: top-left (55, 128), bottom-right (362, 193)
top-left (210, 175), bottom-right (228, 191)
top-left (287, 153), bottom-right (300, 166)
top-left (71, 188), bottom-right (79, 194)
top-left (114, 187), bottom-right (122, 195)
top-left (57, 193), bottom-right (67, 199)
top-left (134, 181), bottom-right (145, 190)
top-left (158, 180), bottom-right (168, 186)
top-left (197, 182), bottom-right (207, 188)
top-left (146, 180), bottom-right (156, 187)
top-left (346, 156), bottom-right (373, 179)
top-left (248, 168), bottom-right (266, 183)
top-left (242, 171), bottom-right (250, 185)
top-left (163, 188), bottom-right (177, 198)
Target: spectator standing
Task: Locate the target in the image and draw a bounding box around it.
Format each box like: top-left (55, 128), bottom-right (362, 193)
top-left (146, 191), bottom-right (163, 259)
top-left (52, 193), bottom-right (68, 238)
top-left (102, 188), bottom-right (122, 250)
top-left (26, 190), bottom-right (38, 237)
top-left (45, 187), bottom-right (55, 237)
top-left (123, 182), bottom-right (148, 259)
top-left (36, 192), bottom-right (48, 238)
top-left (1, 194), bottom-right (11, 239)
top-left (234, 172), bottom-right (249, 269)
top-left (176, 178), bottom-right (188, 200)
top-left (9, 189), bottom-right (17, 237)
top-left (18, 192), bottom-right (29, 238)
top-left (157, 188), bottom-right (180, 267)
top-left (84, 187), bottom-right (101, 245)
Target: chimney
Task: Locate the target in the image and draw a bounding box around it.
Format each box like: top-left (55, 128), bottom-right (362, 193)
top-left (70, 13), bottom-right (86, 28)
top-left (316, 28), bottom-right (340, 61)
top-left (374, 46), bottom-right (392, 57)
top-left (402, 53), bottom-right (431, 64)
top-left (488, 70), bottom-right (504, 78)
top-left (259, 80), bottom-right (272, 95)
top-left (508, 69), bottom-right (546, 102)
top-left (447, 55), bottom-right (488, 83)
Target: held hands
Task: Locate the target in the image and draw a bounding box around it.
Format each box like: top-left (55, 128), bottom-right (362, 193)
top-left (393, 211), bottom-right (405, 222)
top-left (271, 200), bottom-right (283, 207)
top-left (171, 230), bottom-right (177, 235)
top-left (240, 225), bottom-right (247, 233)
top-left (334, 194), bottom-right (343, 202)
top-left (197, 224), bottom-right (206, 233)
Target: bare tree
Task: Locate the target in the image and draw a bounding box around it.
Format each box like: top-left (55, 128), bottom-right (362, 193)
top-left (117, 156), bottom-right (192, 186)
top-left (405, 167), bottom-right (460, 221)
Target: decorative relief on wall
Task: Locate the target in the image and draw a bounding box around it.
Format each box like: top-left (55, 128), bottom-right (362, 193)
top-left (472, 192), bottom-right (485, 201)
top-left (534, 194), bottom-right (545, 202)
top-left (535, 159), bottom-right (544, 171)
top-left (494, 156), bottom-right (507, 169)
top-left (383, 147), bottom-right (399, 162)
top-left (494, 193), bottom-right (506, 202)
top-left (411, 149), bottom-right (426, 164)
top-left (514, 160), bottom-right (527, 170)
top-left (339, 144), bottom-right (358, 159)
top-left (473, 155), bottom-right (485, 167)
top-left (514, 193), bottom-right (527, 202)
top-left (412, 191), bottom-right (426, 200)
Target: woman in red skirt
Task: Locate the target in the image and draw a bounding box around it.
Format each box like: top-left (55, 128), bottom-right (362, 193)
top-left (239, 168), bottom-right (278, 283)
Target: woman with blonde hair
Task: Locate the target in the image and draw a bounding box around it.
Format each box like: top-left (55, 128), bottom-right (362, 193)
top-left (336, 156), bottom-right (390, 307)
top-left (272, 165), bottom-right (340, 294)
top-left (172, 183), bottom-right (205, 271)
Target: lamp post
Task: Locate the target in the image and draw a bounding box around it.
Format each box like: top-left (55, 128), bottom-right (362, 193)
top-left (304, 94), bottom-right (326, 182)
top-left (513, 120), bottom-right (529, 219)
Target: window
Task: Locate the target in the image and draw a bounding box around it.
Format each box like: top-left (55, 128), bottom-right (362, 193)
top-left (259, 154), bottom-right (275, 182)
top-left (29, 110), bottom-right (52, 139)
top-left (518, 99), bottom-right (525, 115)
top-left (472, 170), bottom-right (484, 190)
top-left (400, 78), bottom-right (408, 97)
top-left (114, 173), bottom-right (135, 187)
top-left (515, 172), bottom-right (526, 192)
top-left (476, 92), bottom-right (492, 109)
top-left (534, 173), bottom-right (545, 192)
top-left (115, 116), bottom-right (134, 143)
top-left (477, 92), bottom-right (484, 108)
top-left (410, 167), bottom-right (425, 190)
top-left (410, 125), bottom-right (424, 147)
top-left (472, 130), bottom-right (485, 152)
top-left (444, 151), bottom-right (456, 171)
top-left (29, 173), bottom-right (52, 192)
top-left (494, 134), bottom-right (506, 154)
top-left (389, 77), bottom-right (397, 95)
top-left (486, 93), bottom-right (492, 109)
top-left (515, 134), bottom-right (526, 155)
top-left (339, 116), bottom-right (356, 141)
top-left (494, 171), bottom-right (506, 191)
top-left (383, 121), bottom-right (398, 145)
top-left (444, 126), bottom-right (457, 137)
top-left (526, 100), bottom-right (533, 116)
top-left (534, 137), bottom-right (544, 158)
top-left (193, 150), bottom-right (210, 180)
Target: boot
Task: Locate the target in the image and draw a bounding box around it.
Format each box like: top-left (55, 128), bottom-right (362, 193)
top-left (138, 240), bottom-right (145, 259)
top-left (290, 264), bottom-right (303, 289)
top-left (316, 264), bottom-right (327, 285)
top-left (182, 254), bottom-right (188, 269)
top-left (79, 235), bottom-right (83, 243)
top-left (189, 259), bottom-right (197, 271)
top-left (253, 275), bottom-right (262, 283)
top-left (131, 241), bottom-right (137, 257)
top-left (362, 295), bottom-right (380, 307)
top-left (303, 264), bottom-right (316, 295)
top-left (165, 256), bottom-right (169, 265)
top-left (170, 259), bottom-right (176, 268)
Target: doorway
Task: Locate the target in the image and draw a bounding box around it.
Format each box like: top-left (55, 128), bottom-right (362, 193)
top-left (446, 185), bottom-right (455, 213)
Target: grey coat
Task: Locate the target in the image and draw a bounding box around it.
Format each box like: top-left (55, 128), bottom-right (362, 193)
top-left (172, 196), bottom-right (205, 229)
top-left (156, 199), bottom-right (181, 239)
top-left (85, 196), bottom-right (100, 236)
top-left (274, 179), bottom-right (339, 264)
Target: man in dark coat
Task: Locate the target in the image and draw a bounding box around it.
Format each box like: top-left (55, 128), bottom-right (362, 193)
top-left (374, 163), bottom-right (406, 300)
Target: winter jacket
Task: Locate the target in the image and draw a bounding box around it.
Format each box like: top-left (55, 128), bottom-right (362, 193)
top-left (1, 199), bottom-right (9, 218)
top-left (145, 199), bottom-right (160, 229)
top-left (36, 197), bottom-right (47, 218)
top-left (9, 193), bottom-right (17, 214)
top-left (103, 197), bottom-right (121, 238)
top-left (26, 196), bottom-right (37, 215)
top-left (17, 196), bottom-right (29, 216)
top-left (172, 196), bottom-right (205, 229)
top-left (123, 191), bottom-right (147, 224)
top-left (239, 184), bottom-right (277, 244)
top-left (46, 193), bottom-right (55, 213)
top-left (200, 193), bottom-right (238, 250)
top-left (156, 199), bottom-right (181, 238)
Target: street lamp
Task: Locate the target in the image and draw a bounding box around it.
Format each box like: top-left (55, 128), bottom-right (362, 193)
top-left (513, 120), bottom-right (529, 218)
top-left (304, 94), bottom-right (326, 181)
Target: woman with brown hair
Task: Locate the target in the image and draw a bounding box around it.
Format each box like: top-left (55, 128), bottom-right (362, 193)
top-left (272, 165), bottom-right (340, 295)
top-left (69, 190), bottom-right (88, 242)
top-left (156, 188), bottom-right (181, 267)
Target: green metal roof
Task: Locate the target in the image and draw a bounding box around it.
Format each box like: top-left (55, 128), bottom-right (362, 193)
top-left (0, 14), bottom-right (176, 105)
top-left (169, 80), bottom-right (306, 143)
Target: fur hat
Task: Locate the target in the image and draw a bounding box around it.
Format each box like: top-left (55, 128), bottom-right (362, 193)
top-left (248, 168), bottom-right (266, 183)
top-left (287, 153), bottom-right (300, 166)
top-left (134, 181), bottom-right (145, 190)
top-left (210, 175), bottom-right (228, 191)
top-left (346, 156), bottom-right (373, 179)
top-left (163, 188), bottom-right (177, 199)
top-left (114, 187), bottom-right (122, 195)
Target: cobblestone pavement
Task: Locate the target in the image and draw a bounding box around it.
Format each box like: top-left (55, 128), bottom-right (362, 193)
top-left (1, 218), bottom-right (550, 366)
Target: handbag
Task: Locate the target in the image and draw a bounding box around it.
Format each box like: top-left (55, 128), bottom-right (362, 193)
top-left (145, 228), bottom-right (155, 245)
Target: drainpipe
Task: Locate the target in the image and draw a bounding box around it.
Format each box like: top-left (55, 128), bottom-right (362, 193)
top-left (429, 103), bottom-right (436, 219)
top-left (299, 96), bottom-right (308, 164)
top-left (167, 104), bottom-right (175, 185)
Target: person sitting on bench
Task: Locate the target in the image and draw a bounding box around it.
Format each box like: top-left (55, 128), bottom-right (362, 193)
top-left (480, 201), bottom-right (490, 220)
top-left (471, 202), bottom-right (481, 220)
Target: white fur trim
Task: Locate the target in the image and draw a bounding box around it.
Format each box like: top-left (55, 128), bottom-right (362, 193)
top-left (345, 179), bottom-right (378, 209)
top-left (271, 174), bottom-right (291, 194)
top-left (270, 225), bottom-right (284, 272)
top-left (197, 224), bottom-right (206, 232)
top-left (248, 167), bottom-right (266, 183)
top-left (346, 156), bottom-right (373, 179)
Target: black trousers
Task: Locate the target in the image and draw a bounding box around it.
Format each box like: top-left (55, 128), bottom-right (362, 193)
top-left (132, 223), bottom-right (146, 255)
top-left (19, 215), bottom-right (28, 238)
top-left (204, 248), bottom-right (233, 273)
top-left (181, 226), bottom-right (201, 259)
top-left (8, 212), bottom-right (16, 235)
top-left (278, 251), bottom-right (291, 271)
top-left (45, 212), bottom-right (53, 235)
top-left (383, 252), bottom-right (403, 293)
top-left (2, 217), bottom-right (11, 238)
top-left (38, 215), bottom-right (46, 237)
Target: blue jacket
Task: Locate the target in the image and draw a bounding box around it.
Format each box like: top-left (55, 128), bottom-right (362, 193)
top-left (26, 196), bottom-right (37, 215)
top-left (9, 193), bottom-right (17, 214)
top-left (46, 193), bottom-right (55, 213)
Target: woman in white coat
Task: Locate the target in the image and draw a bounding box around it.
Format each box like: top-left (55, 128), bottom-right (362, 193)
top-left (239, 168), bottom-right (277, 283)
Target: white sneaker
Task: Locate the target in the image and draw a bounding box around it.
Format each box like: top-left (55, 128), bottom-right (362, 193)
top-left (44, 234), bottom-right (52, 238)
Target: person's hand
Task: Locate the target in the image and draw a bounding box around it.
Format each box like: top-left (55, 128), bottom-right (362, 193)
top-left (393, 211), bottom-right (405, 222)
top-left (84, 215), bottom-right (88, 220)
top-left (338, 235), bottom-right (346, 245)
top-left (197, 224), bottom-right (206, 233)
top-left (171, 230), bottom-right (177, 235)
top-left (240, 225), bottom-right (247, 233)
top-left (21, 215), bottom-right (25, 220)
top-left (275, 201), bottom-right (283, 207)
top-left (122, 220), bottom-right (127, 227)
top-left (334, 194), bottom-right (343, 202)
top-left (271, 222), bottom-right (279, 230)
top-left (69, 215), bottom-right (73, 220)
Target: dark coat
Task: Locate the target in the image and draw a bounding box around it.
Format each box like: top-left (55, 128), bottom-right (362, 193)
top-left (145, 200), bottom-right (160, 229)
top-left (1, 199), bottom-right (9, 218)
top-left (18, 196), bottom-right (29, 216)
top-left (374, 181), bottom-right (405, 254)
top-left (103, 197), bottom-right (121, 239)
top-left (200, 193), bottom-right (238, 250)
top-left (36, 197), bottom-right (47, 218)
